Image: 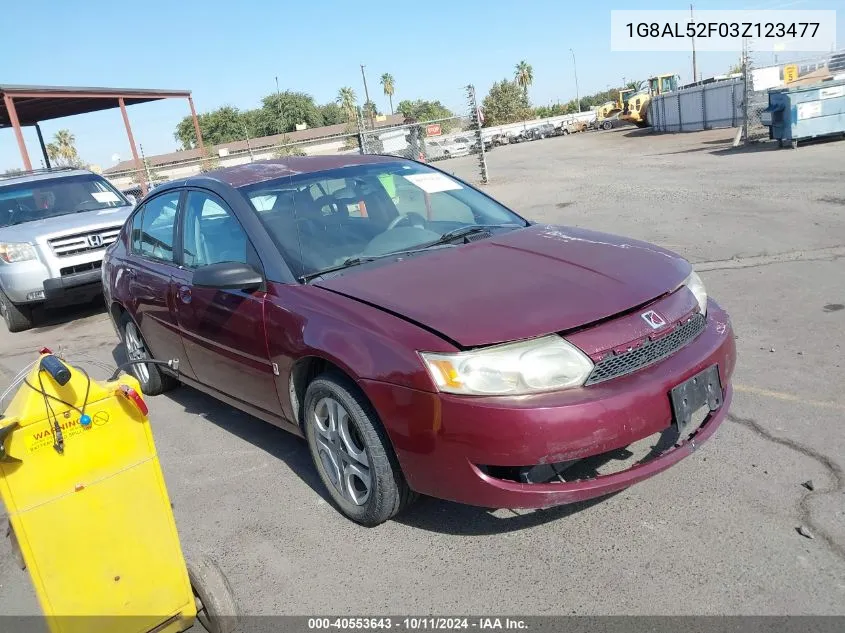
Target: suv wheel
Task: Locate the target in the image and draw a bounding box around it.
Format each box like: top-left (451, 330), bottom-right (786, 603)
top-left (120, 313), bottom-right (177, 395)
top-left (304, 372), bottom-right (417, 526)
top-left (0, 290), bottom-right (34, 333)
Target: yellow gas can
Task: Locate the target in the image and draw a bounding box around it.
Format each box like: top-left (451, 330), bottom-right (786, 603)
top-left (0, 354), bottom-right (196, 633)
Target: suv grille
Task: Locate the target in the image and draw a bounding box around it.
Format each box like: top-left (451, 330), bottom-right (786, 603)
top-left (48, 227), bottom-right (121, 257)
top-left (585, 313), bottom-right (706, 386)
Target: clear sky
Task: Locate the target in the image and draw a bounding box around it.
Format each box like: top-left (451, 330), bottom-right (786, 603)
top-left (2, 0), bottom-right (843, 171)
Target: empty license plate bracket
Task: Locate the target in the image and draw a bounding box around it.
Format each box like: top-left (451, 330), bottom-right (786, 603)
top-left (670, 365), bottom-right (723, 438)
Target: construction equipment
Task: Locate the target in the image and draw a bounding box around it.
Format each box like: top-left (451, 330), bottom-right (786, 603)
top-left (595, 88), bottom-right (635, 129)
top-left (0, 351), bottom-right (237, 633)
top-left (621, 74), bottom-right (679, 128)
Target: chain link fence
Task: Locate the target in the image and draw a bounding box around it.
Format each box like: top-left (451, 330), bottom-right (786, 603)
top-left (359, 85), bottom-right (488, 183)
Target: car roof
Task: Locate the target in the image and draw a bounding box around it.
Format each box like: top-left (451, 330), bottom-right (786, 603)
top-left (0, 167), bottom-right (94, 187)
top-left (189, 154), bottom-right (405, 189)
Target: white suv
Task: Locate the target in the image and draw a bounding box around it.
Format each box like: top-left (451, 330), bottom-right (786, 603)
top-left (0, 168), bottom-right (134, 332)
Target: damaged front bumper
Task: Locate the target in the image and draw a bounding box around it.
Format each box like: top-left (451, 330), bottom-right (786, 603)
top-left (362, 299), bottom-right (736, 510)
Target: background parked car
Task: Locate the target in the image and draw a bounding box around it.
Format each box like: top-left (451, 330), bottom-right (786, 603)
top-left (559, 120), bottom-right (589, 135)
top-left (0, 168), bottom-right (134, 332)
top-left (526, 123), bottom-right (556, 140)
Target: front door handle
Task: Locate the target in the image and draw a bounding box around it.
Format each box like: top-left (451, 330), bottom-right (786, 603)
top-left (177, 286), bottom-right (192, 304)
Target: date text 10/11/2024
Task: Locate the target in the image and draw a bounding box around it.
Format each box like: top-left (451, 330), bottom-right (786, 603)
top-left (307, 618), bottom-right (528, 630)
top-left (625, 22), bottom-right (820, 39)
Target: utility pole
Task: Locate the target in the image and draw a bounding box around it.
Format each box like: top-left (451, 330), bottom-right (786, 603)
top-left (691, 4), bottom-right (698, 84)
top-left (243, 123), bottom-right (254, 162)
top-left (275, 76), bottom-right (284, 135)
top-left (360, 64), bottom-right (375, 130)
top-left (570, 49), bottom-right (581, 112)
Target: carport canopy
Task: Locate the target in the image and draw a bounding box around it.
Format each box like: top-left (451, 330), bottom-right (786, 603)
top-left (1, 84), bottom-right (205, 195)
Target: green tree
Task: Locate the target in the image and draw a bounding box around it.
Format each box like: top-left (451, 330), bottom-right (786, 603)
top-left (481, 80), bottom-right (531, 126)
top-left (515, 60), bottom-right (534, 102)
top-left (727, 62), bottom-right (743, 75)
top-left (200, 145), bottom-right (220, 172)
top-left (380, 73), bottom-right (396, 115)
top-left (336, 87), bottom-right (358, 122)
top-left (174, 106), bottom-right (258, 149)
top-left (46, 129), bottom-right (86, 168)
top-left (396, 99), bottom-right (453, 122)
top-left (258, 91), bottom-right (322, 135)
top-left (363, 100), bottom-right (379, 119)
top-left (318, 102), bottom-right (345, 126)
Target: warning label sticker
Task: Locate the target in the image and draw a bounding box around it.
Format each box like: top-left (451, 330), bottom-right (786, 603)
top-left (25, 411), bottom-right (110, 453)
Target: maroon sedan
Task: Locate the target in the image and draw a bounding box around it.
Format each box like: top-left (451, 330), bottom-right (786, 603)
top-left (103, 156), bottom-right (735, 526)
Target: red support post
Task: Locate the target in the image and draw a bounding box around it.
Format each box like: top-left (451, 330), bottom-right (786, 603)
top-left (118, 97), bottom-right (147, 197)
top-left (4, 95), bottom-right (33, 171)
top-left (187, 95), bottom-right (205, 153)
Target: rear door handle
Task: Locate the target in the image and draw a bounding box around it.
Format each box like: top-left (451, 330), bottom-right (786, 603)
top-left (177, 286), bottom-right (192, 304)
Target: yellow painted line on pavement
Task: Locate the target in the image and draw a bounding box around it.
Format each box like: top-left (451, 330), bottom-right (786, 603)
top-left (735, 384), bottom-right (845, 412)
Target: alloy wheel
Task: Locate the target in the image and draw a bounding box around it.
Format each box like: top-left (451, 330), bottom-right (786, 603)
top-left (312, 396), bottom-right (371, 506)
top-left (124, 321), bottom-right (150, 384)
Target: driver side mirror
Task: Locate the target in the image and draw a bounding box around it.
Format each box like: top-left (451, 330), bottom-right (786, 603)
top-left (192, 262), bottom-right (263, 291)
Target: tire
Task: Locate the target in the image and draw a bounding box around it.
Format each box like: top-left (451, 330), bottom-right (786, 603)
top-left (119, 312), bottom-right (177, 395)
top-left (0, 289), bottom-right (34, 333)
top-left (187, 554), bottom-right (238, 633)
top-left (304, 371), bottom-right (417, 526)
top-left (563, 129), bottom-right (570, 135)
top-left (602, 121), bottom-right (612, 130)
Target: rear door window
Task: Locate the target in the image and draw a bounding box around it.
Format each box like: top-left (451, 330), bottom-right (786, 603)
top-left (136, 192), bottom-right (180, 262)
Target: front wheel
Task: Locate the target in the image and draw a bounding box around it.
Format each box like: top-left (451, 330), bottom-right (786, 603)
top-left (0, 290), bottom-right (33, 333)
top-left (304, 372), bottom-right (417, 526)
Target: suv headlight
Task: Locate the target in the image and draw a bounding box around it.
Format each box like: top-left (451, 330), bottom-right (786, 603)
top-left (0, 242), bottom-right (37, 263)
top-left (420, 335), bottom-right (594, 396)
top-left (682, 270), bottom-right (708, 316)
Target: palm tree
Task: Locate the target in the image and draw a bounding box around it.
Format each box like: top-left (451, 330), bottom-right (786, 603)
top-left (514, 61), bottom-right (534, 101)
top-left (336, 87), bottom-right (357, 122)
top-left (46, 129), bottom-right (84, 167)
top-left (380, 73), bottom-right (395, 115)
top-left (625, 80), bottom-right (646, 93)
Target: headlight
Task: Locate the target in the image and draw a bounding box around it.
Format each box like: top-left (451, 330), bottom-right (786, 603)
top-left (420, 335), bottom-right (594, 396)
top-left (0, 242), bottom-right (37, 263)
top-left (683, 270), bottom-right (708, 316)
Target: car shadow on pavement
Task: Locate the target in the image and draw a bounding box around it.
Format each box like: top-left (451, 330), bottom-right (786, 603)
top-left (394, 493), bottom-right (616, 536)
top-left (163, 386), bottom-right (330, 499)
top-left (108, 344), bottom-right (331, 505)
top-left (28, 297), bottom-right (107, 333)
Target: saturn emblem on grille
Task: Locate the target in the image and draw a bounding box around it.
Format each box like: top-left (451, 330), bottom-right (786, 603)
top-left (641, 309), bottom-right (667, 330)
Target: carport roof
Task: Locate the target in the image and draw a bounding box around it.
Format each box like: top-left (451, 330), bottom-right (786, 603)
top-left (0, 84), bottom-right (192, 127)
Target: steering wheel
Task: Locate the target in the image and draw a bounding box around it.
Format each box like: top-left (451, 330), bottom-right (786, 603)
top-left (386, 211), bottom-right (428, 231)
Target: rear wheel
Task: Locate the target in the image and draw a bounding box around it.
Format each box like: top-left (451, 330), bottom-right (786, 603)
top-left (304, 372), bottom-right (417, 526)
top-left (119, 313), bottom-right (177, 395)
top-left (187, 554), bottom-right (238, 633)
top-left (0, 290), bottom-right (34, 333)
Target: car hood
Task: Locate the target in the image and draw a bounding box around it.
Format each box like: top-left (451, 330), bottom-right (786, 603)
top-left (0, 205), bottom-right (133, 242)
top-left (315, 224), bottom-right (692, 348)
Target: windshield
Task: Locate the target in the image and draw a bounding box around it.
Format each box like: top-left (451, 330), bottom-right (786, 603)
top-left (0, 174), bottom-right (128, 228)
top-left (241, 161), bottom-right (527, 279)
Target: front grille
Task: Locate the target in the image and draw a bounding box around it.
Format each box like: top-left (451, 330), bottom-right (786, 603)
top-left (585, 313), bottom-right (706, 386)
top-left (60, 260), bottom-right (102, 277)
top-left (48, 226), bottom-right (121, 257)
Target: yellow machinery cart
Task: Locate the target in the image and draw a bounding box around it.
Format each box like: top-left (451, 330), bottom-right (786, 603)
top-left (0, 351), bottom-right (237, 633)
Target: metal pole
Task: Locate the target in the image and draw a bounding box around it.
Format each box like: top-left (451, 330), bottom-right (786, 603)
top-left (360, 64), bottom-right (375, 130)
top-left (35, 123), bottom-right (51, 169)
top-left (243, 124), bottom-right (254, 161)
top-left (570, 49), bottom-right (581, 113)
top-left (119, 97), bottom-right (147, 197)
top-left (691, 4), bottom-right (697, 85)
top-left (187, 95), bottom-right (205, 153)
top-left (275, 76), bottom-right (284, 134)
top-left (4, 95), bottom-right (33, 171)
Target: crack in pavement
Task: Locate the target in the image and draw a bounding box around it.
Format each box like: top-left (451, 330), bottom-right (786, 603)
top-left (695, 245), bottom-right (845, 272)
top-left (728, 413), bottom-right (845, 561)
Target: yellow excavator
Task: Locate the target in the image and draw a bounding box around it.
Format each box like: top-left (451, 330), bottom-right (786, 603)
top-left (595, 88), bottom-right (636, 129)
top-left (621, 74), bottom-right (679, 128)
